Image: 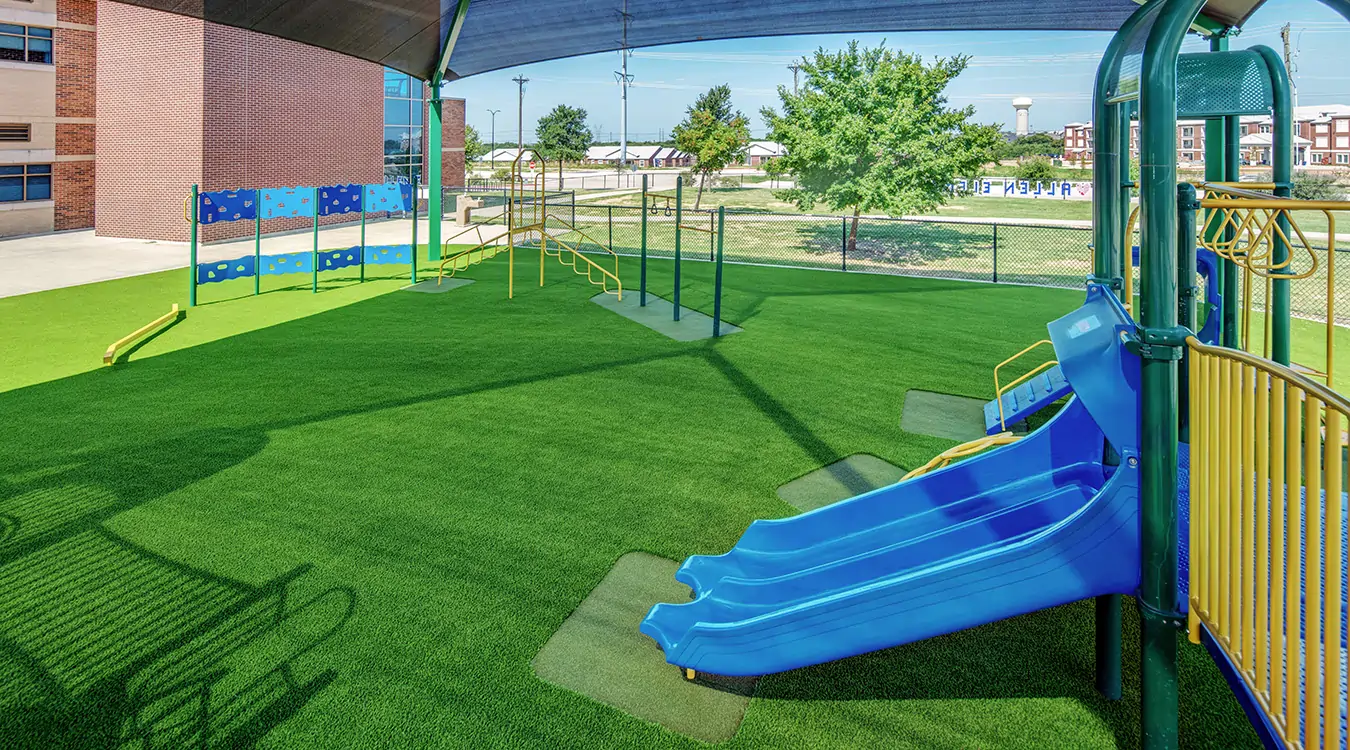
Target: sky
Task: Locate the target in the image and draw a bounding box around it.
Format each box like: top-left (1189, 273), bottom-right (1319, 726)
top-left (442, 0), bottom-right (1348, 146)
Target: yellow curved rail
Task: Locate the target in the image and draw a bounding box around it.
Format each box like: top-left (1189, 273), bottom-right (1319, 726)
top-left (1186, 335), bottom-right (1350, 750)
top-left (902, 432), bottom-right (1022, 481)
top-left (104, 304), bottom-right (184, 365)
top-left (992, 340), bottom-right (1058, 431)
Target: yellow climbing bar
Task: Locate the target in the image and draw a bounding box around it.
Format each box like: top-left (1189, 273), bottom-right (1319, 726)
top-left (992, 339), bottom-right (1058, 431)
top-left (902, 432), bottom-right (1021, 481)
top-left (103, 304), bottom-right (184, 365)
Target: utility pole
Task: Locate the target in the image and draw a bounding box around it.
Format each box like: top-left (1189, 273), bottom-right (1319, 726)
top-left (487, 108), bottom-right (500, 168)
top-left (1280, 23), bottom-right (1298, 110)
top-left (614, 0), bottom-right (633, 169)
top-left (511, 75), bottom-right (529, 154)
top-left (787, 62), bottom-right (801, 94)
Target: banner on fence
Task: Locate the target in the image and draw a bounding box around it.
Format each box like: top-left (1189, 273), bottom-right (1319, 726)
top-left (950, 178), bottom-right (1093, 201)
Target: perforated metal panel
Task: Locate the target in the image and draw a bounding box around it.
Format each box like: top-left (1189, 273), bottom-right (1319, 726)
top-left (1176, 50), bottom-right (1274, 117)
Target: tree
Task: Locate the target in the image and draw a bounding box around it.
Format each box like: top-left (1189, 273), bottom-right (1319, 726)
top-left (1015, 156), bottom-right (1057, 182)
top-left (673, 85), bottom-right (751, 210)
top-left (464, 125), bottom-right (488, 163)
top-left (535, 105), bottom-right (593, 190)
top-left (763, 42), bottom-right (1001, 254)
top-left (996, 132), bottom-right (1063, 161)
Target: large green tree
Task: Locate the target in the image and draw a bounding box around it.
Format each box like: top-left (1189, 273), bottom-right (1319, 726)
top-left (534, 105), bottom-right (592, 190)
top-left (763, 42), bottom-right (1001, 253)
top-left (673, 85), bottom-right (751, 210)
top-left (464, 124), bottom-right (488, 163)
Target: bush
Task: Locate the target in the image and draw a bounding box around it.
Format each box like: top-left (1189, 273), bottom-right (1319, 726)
top-left (1015, 156), bottom-right (1057, 183)
top-left (1292, 171), bottom-right (1345, 201)
top-left (491, 167), bottom-right (513, 182)
top-left (717, 175), bottom-right (742, 188)
top-left (679, 170), bottom-right (697, 187)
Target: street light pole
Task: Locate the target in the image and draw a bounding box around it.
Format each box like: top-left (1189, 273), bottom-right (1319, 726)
top-left (511, 75), bottom-right (529, 155)
top-left (488, 108), bottom-right (500, 168)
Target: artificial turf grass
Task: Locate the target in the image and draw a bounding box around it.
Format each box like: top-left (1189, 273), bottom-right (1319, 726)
top-left (776, 454), bottom-right (909, 512)
top-left (0, 254), bottom-right (1260, 748)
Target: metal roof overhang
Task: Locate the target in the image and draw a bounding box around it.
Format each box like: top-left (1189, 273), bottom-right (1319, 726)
top-left (105, 0), bottom-right (1269, 82)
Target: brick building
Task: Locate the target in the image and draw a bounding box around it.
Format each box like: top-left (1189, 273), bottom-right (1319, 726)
top-left (0, 0), bottom-right (464, 240)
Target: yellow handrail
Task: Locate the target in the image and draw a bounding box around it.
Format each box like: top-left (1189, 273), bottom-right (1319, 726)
top-left (544, 234), bottom-right (624, 299)
top-left (1186, 335), bottom-right (1350, 749)
top-left (901, 432), bottom-right (1021, 481)
top-left (992, 340), bottom-right (1058, 431)
top-left (103, 304), bottom-right (184, 365)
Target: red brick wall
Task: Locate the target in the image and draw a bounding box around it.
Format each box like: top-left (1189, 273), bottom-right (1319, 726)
top-left (95, 1), bottom-right (204, 240)
top-left (54, 0), bottom-right (97, 230)
top-left (54, 162), bottom-right (95, 230)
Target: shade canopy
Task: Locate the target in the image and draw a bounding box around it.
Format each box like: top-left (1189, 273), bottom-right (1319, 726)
top-left (111, 0), bottom-right (1269, 82)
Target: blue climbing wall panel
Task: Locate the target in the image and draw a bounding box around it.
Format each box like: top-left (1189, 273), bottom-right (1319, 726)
top-left (365, 245), bottom-right (413, 265)
top-left (320, 248), bottom-right (362, 271)
top-left (197, 255), bottom-right (256, 284)
top-left (259, 252), bottom-right (314, 276)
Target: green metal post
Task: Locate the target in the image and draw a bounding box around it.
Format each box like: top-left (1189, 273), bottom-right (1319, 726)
top-left (1137, 2), bottom-right (1204, 747)
top-left (189, 184), bottom-right (198, 307)
top-left (411, 178), bottom-right (419, 283)
top-left (1177, 183), bottom-right (1200, 444)
top-left (1222, 115), bottom-right (1241, 348)
top-left (254, 189), bottom-right (261, 295)
top-left (312, 188), bottom-right (320, 293)
top-left (641, 174), bottom-right (648, 306)
top-left (360, 198), bottom-right (366, 282)
top-left (714, 205), bottom-right (724, 337)
top-left (1254, 44), bottom-right (1293, 365)
top-left (674, 179), bottom-right (682, 322)
top-left (1203, 34), bottom-right (1233, 347)
top-left (428, 84), bottom-right (444, 262)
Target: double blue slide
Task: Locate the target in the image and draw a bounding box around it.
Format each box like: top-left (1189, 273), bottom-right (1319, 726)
top-left (641, 284), bottom-right (1147, 677)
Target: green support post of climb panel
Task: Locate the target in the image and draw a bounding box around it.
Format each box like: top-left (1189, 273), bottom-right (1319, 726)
top-left (312, 187), bottom-right (320, 293)
top-left (411, 178), bottom-right (419, 283)
top-left (360, 195), bottom-right (367, 282)
top-left (1177, 183), bottom-right (1200, 444)
top-left (1136, 1), bottom-right (1205, 747)
top-left (1203, 34), bottom-right (1233, 348)
top-left (254, 189), bottom-right (261, 295)
top-left (1255, 44), bottom-right (1294, 366)
top-left (1222, 115), bottom-right (1241, 348)
top-left (189, 184), bottom-right (198, 307)
top-left (674, 178), bottom-right (683, 322)
top-left (714, 205), bottom-right (724, 337)
top-left (428, 84), bottom-right (444, 262)
top-left (640, 174), bottom-right (648, 307)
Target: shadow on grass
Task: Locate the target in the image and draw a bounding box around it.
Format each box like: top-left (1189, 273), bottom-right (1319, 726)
top-left (114, 312), bottom-right (186, 365)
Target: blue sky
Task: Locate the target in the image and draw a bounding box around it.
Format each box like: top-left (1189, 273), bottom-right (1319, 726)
top-left (444, 0), bottom-right (1349, 145)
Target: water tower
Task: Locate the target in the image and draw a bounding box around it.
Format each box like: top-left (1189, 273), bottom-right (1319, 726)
top-left (1012, 97), bottom-right (1034, 136)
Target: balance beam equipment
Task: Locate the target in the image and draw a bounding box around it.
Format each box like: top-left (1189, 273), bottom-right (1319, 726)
top-left (103, 304), bottom-right (184, 365)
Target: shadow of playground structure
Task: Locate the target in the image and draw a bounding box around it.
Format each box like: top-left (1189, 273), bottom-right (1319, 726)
top-left (0, 429), bottom-right (356, 748)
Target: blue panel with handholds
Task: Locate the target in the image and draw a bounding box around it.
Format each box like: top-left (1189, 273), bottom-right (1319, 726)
top-left (364, 245), bottom-right (412, 265)
top-left (198, 189), bottom-right (257, 224)
top-left (319, 248), bottom-right (362, 271)
top-left (196, 255), bottom-right (256, 284)
top-left (318, 184), bottom-right (363, 216)
top-left (1047, 282), bottom-right (1141, 452)
top-left (259, 252), bottom-right (314, 276)
top-left (983, 364), bottom-right (1071, 435)
top-left (258, 187), bottom-right (317, 219)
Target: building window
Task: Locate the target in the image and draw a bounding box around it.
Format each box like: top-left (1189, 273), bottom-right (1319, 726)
top-left (1181, 139), bottom-right (1194, 149)
top-left (0, 24), bottom-right (53, 64)
top-left (0, 164), bottom-right (52, 202)
top-left (1315, 123), bottom-right (1330, 133)
top-left (1182, 126), bottom-right (1193, 136)
top-left (1339, 154), bottom-right (1350, 165)
top-left (1183, 152), bottom-right (1193, 161)
top-left (383, 68), bottom-right (424, 185)
top-left (0, 123), bottom-right (31, 141)
top-left (1337, 120), bottom-right (1349, 133)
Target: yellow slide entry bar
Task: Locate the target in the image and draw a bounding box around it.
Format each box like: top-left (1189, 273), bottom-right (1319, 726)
top-left (104, 304), bottom-right (184, 365)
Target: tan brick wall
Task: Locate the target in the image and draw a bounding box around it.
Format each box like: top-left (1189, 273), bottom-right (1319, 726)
top-left (54, 159), bottom-right (94, 229)
top-left (95, 0), bottom-right (204, 241)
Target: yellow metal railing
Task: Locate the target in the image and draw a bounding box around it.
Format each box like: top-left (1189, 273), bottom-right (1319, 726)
top-left (103, 304), bottom-right (184, 365)
top-left (1187, 335), bottom-right (1349, 750)
top-left (992, 340), bottom-right (1059, 432)
top-left (902, 432), bottom-right (1021, 481)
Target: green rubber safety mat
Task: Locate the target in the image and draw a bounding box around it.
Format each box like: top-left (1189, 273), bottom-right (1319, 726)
top-left (776, 454), bottom-right (907, 512)
top-left (400, 278), bottom-right (474, 293)
top-left (532, 552), bottom-right (756, 743)
top-left (900, 390), bottom-right (993, 442)
top-left (590, 292), bottom-right (743, 342)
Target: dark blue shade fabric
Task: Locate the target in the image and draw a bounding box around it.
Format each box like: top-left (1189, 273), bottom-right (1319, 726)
top-left (198, 190), bottom-right (257, 225)
top-left (319, 184), bottom-right (364, 216)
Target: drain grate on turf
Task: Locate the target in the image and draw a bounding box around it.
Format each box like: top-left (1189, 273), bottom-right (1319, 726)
top-left (776, 454), bottom-right (907, 512)
top-left (532, 552), bottom-right (755, 743)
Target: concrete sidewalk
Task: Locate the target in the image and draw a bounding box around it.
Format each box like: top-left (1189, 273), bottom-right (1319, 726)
top-left (0, 217), bottom-right (508, 299)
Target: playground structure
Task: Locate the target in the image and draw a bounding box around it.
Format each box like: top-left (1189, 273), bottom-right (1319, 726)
top-left (103, 304), bottom-right (185, 365)
top-left (186, 182), bottom-right (420, 305)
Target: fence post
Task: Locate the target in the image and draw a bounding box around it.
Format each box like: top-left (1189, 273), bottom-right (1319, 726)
top-left (254, 189), bottom-right (262, 295)
top-left (714, 205), bottom-right (725, 337)
top-left (188, 184), bottom-right (198, 307)
top-left (675, 178), bottom-right (682, 321)
top-left (359, 195), bottom-right (366, 283)
top-left (992, 223), bottom-right (999, 283)
top-left (840, 216), bottom-right (848, 271)
top-left (571, 190), bottom-right (576, 228)
top-left (608, 205), bottom-right (613, 250)
top-left (709, 211), bottom-right (715, 261)
top-left (641, 174), bottom-right (648, 306)
top-left (312, 187), bottom-right (320, 293)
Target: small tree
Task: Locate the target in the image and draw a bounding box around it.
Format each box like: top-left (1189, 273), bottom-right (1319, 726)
top-left (1015, 156), bottom-right (1057, 182)
top-left (673, 85), bottom-right (751, 210)
top-left (1293, 171), bottom-right (1345, 201)
top-left (464, 125), bottom-right (488, 163)
top-left (535, 105), bottom-right (593, 190)
top-left (763, 42), bottom-right (1000, 254)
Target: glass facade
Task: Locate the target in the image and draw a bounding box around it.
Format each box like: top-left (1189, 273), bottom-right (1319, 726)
top-left (384, 69), bottom-right (424, 184)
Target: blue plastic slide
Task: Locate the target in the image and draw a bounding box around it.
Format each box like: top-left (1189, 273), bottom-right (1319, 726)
top-left (641, 284), bottom-right (1144, 677)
